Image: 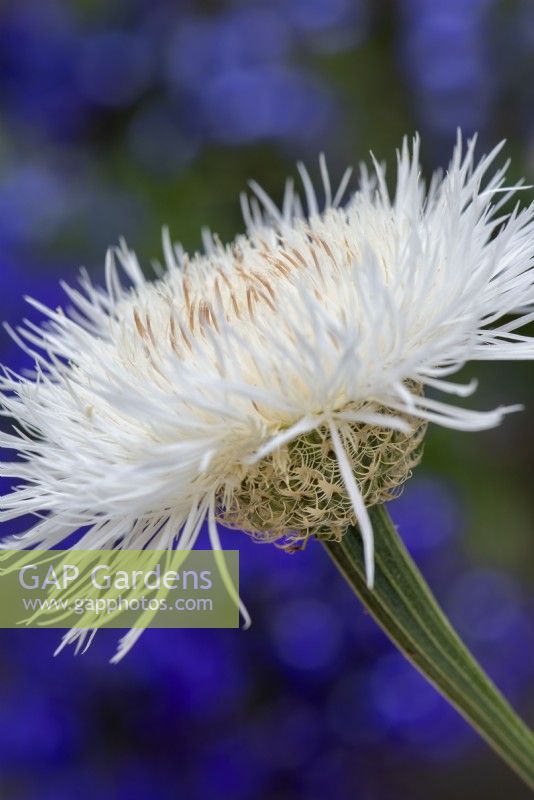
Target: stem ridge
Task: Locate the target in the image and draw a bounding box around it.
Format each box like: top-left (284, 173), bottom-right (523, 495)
top-left (322, 504), bottom-right (534, 788)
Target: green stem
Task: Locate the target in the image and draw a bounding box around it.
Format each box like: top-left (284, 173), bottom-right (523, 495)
top-left (322, 504), bottom-right (534, 788)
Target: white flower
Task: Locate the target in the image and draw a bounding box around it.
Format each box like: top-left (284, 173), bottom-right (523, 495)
top-left (1, 133), bottom-right (534, 659)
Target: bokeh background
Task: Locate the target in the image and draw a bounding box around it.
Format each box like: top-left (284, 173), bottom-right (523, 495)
top-left (0, 0), bottom-right (533, 798)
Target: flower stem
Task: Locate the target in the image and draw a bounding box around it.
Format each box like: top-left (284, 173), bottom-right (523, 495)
top-left (322, 504), bottom-right (534, 788)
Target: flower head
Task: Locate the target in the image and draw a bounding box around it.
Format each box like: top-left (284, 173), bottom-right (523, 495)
top-left (2, 134), bottom-right (534, 658)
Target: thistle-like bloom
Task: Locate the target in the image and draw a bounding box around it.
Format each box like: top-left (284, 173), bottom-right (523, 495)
top-left (2, 134), bottom-right (534, 658)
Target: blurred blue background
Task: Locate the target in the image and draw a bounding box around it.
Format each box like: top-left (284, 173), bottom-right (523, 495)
top-left (0, 1), bottom-right (533, 798)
